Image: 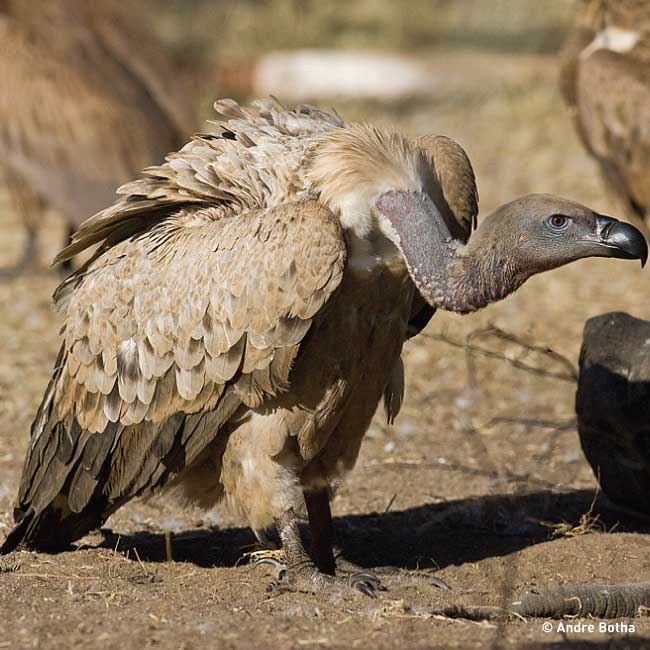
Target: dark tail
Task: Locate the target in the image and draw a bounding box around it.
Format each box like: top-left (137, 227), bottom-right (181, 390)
top-left (0, 500), bottom-right (110, 555)
top-left (0, 510), bottom-right (35, 555)
top-left (1, 346), bottom-right (112, 554)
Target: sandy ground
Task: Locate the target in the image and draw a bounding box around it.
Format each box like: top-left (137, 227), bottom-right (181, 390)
top-left (1, 51), bottom-right (650, 649)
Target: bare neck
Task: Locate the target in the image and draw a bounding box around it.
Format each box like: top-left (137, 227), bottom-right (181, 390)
top-left (402, 224), bottom-right (527, 314)
top-left (376, 190), bottom-right (529, 314)
top-left (440, 239), bottom-right (526, 313)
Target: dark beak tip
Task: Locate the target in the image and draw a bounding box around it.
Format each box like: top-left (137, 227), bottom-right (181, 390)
top-left (601, 220), bottom-right (649, 267)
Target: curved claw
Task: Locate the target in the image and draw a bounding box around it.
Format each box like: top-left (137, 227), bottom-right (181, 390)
top-left (349, 571), bottom-right (382, 589)
top-left (351, 579), bottom-right (378, 599)
top-left (265, 578), bottom-right (285, 593)
top-left (350, 571), bottom-right (380, 598)
top-left (253, 557), bottom-right (287, 582)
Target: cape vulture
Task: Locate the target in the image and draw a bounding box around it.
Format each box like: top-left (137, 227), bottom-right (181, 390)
top-left (560, 0), bottom-right (650, 224)
top-left (1, 98), bottom-right (647, 598)
top-left (0, 0), bottom-right (194, 276)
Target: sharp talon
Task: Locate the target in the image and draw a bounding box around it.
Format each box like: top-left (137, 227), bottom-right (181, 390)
top-left (254, 557), bottom-right (287, 582)
top-left (350, 571), bottom-right (382, 588)
top-left (431, 577), bottom-right (450, 590)
top-left (266, 577), bottom-right (291, 594)
top-left (352, 580), bottom-right (377, 599)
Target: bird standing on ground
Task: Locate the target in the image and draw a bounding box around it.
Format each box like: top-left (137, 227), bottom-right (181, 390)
top-left (560, 0), bottom-right (650, 225)
top-left (0, 0), bottom-right (194, 276)
top-left (1, 98), bottom-right (647, 598)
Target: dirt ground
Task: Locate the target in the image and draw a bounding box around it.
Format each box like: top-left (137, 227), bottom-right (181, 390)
top-left (1, 50), bottom-right (650, 650)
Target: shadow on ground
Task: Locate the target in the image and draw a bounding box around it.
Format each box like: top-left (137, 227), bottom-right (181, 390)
top-left (96, 489), bottom-right (650, 570)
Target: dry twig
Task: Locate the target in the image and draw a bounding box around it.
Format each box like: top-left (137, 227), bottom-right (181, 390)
top-left (423, 325), bottom-right (578, 383)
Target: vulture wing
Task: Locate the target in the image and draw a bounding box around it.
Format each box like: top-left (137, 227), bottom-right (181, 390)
top-left (55, 97), bottom-right (344, 265)
top-left (3, 198), bottom-right (346, 552)
top-left (0, 1), bottom-right (192, 225)
top-left (575, 50), bottom-right (650, 218)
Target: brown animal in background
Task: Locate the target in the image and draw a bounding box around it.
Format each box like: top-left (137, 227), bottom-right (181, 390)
top-left (0, 0), bottom-right (194, 276)
top-left (576, 311), bottom-right (650, 518)
top-left (1, 98), bottom-right (646, 598)
top-left (560, 0), bottom-right (650, 225)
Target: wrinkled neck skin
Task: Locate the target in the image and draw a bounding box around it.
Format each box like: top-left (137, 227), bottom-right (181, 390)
top-left (433, 237), bottom-right (527, 314)
top-left (377, 191), bottom-right (527, 314)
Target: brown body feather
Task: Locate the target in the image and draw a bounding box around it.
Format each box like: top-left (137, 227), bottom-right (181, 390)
top-left (560, 0), bottom-right (650, 223)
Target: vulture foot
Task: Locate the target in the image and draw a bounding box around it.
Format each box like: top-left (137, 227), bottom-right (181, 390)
top-left (335, 555), bottom-right (449, 590)
top-left (255, 555), bottom-right (380, 598)
top-left (258, 507), bottom-right (380, 598)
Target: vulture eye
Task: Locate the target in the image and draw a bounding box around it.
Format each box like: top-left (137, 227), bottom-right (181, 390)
top-left (547, 214), bottom-right (569, 231)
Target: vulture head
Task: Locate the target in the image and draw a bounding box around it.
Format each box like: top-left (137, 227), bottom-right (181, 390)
top-left (310, 125), bottom-right (647, 314)
top-left (376, 190), bottom-right (647, 313)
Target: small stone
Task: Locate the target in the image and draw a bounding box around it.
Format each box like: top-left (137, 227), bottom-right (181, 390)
top-left (562, 451), bottom-right (580, 464)
top-left (396, 420), bottom-right (417, 437)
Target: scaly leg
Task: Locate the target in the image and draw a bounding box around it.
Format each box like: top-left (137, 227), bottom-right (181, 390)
top-left (255, 504), bottom-right (379, 598)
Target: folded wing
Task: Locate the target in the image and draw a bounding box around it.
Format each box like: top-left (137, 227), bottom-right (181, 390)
top-left (3, 199), bottom-right (346, 552)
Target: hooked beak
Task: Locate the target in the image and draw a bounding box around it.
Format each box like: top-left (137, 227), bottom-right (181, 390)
top-left (594, 215), bottom-right (648, 267)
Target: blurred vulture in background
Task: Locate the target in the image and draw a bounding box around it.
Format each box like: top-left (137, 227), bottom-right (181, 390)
top-left (560, 0), bottom-right (650, 225)
top-left (576, 311), bottom-right (650, 519)
top-left (0, 0), bottom-right (195, 276)
top-left (0, 98), bottom-right (646, 598)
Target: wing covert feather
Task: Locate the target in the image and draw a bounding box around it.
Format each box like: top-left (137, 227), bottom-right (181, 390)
top-left (58, 200), bottom-right (346, 431)
top-left (10, 200), bottom-right (346, 542)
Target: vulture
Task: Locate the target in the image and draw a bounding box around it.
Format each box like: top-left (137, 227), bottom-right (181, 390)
top-left (560, 0), bottom-right (650, 224)
top-left (0, 0), bottom-right (194, 276)
top-left (576, 311), bottom-right (650, 518)
top-left (1, 98), bottom-right (647, 598)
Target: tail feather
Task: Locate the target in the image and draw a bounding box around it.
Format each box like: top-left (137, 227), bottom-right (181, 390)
top-left (2, 342), bottom-right (238, 554)
top-left (0, 509), bottom-right (35, 555)
top-left (1, 345), bottom-right (113, 554)
top-left (1, 496), bottom-right (113, 555)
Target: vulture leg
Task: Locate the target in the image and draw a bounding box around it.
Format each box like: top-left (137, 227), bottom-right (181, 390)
top-left (304, 488), bottom-right (450, 590)
top-left (304, 488), bottom-right (336, 575)
top-left (256, 506), bottom-right (380, 598)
